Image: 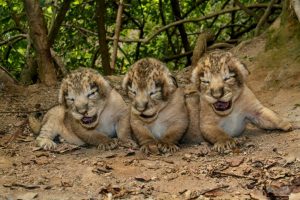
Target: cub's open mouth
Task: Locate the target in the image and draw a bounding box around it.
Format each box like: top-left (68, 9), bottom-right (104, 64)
top-left (81, 115), bottom-right (97, 124)
top-left (140, 113), bottom-right (156, 119)
top-left (213, 101), bottom-right (232, 111)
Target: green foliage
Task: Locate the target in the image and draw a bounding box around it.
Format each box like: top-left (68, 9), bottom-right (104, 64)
top-left (0, 0), bottom-right (281, 82)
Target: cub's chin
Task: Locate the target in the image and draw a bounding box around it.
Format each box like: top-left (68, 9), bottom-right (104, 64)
top-left (212, 100), bottom-right (233, 116)
top-left (80, 114), bottom-right (99, 128)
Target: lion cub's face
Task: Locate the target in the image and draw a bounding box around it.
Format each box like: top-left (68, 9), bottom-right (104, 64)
top-left (192, 51), bottom-right (249, 116)
top-left (123, 58), bottom-right (177, 121)
top-left (59, 68), bottom-right (111, 128)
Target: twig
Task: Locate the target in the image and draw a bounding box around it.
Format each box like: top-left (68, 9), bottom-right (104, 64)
top-left (163, 42), bottom-right (234, 62)
top-left (234, 0), bottom-right (258, 20)
top-left (0, 66), bottom-right (19, 84)
top-left (255, 0), bottom-right (277, 36)
top-left (0, 34), bottom-right (27, 46)
top-left (111, 0), bottom-right (124, 70)
top-left (0, 109), bottom-right (49, 114)
top-left (211, 170), bottom-right (257, 181)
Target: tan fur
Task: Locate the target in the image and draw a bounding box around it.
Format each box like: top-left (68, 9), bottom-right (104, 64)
top-left (122, 58), bottom-right (188, 154)
top-left (191, 50), bottom-right (292, 153)
top-left (35, 68), bottom-right (135, 150)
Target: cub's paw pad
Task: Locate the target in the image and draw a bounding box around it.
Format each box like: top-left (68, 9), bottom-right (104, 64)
top-left (140, 143), bottom-right (159, 155)
top-left (213, 139), bottom-right (236, 153)
top-left (158, 143), bottom-right (180, 153)
top-left (36, 137), bottom-right (57, 150)
top-left (97, 139), bottom-right (118, 150)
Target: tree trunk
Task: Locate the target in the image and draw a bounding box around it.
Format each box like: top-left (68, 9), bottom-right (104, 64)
top-left (266, 0), bottom-right (300, 49)
top-left (95, 0), bottom-right (113, 75)
top-left (170, 0), bottom-right (191, 66)
top-left (23, 0), bottom-right (57, 86)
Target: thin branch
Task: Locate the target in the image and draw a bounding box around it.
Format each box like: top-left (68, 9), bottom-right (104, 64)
top-left (159, 0), bottom-right (176, 54)
top-left (48, 0), bottom-right (72, 46)
top-left (163, 42), bottom-right (234, 62)
top-left (209, 0), bottom-right (230, 28)
top-left (234, 0), bottom-right (258, 20)
top-left (1, 27), bottom-right (25, 36)
top-left (0, 34), bottom-right (27, 46)
top-left (215, 24), bottom-right (246, 40)
top-left (255, 0), bottom-right (277, 36)
top-left (91, 47), bottom-right (100, 68)
top-left (0, 66), bottom-right (19, 84)
top-left (134, 0), bottom-right (145, 60)
top-left (111, 0), bottom-right (124, 70)
top-left (182, 0), bottom-right (208, 18)
top-left (64, 3), bottom-right (281, 44)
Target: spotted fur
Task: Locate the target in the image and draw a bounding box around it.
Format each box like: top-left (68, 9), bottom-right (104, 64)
top-left (122, 58), bottom-right (188, 154)
top-left (34, 68), bottom-right (135, 150)
top-left (191, 50), bottom-right (292, 153)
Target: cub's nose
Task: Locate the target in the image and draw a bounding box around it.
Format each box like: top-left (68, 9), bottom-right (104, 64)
top-left (211, 87), bottom-right (224, 99)
top-left (134, 101), bottom-right (148, 112)
top-left (76, 105), bottom-right (88, 114)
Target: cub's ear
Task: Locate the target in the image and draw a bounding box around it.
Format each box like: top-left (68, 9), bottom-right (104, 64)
top-left (58, 81), bottom-right (68, 107)
top-left (92, 74), bottom-right (112, 97)
top-left (162, 72), bottom-right (177, 99)
top-left (229, 57), bottom-right (249, 80)
top-left (191, 64), bottom-right (202, 88)
top-left (122, 73), bottom-right (132, 93)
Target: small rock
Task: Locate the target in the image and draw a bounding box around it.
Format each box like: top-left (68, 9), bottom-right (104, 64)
top-left (226, 157), bottom-right (244, 167)
top-left (16, 192), bottom-right (38, 200)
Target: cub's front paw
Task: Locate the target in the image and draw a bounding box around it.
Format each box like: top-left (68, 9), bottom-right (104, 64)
top-left (212, 138), bottom-right (236, 153)
top-left (140, 142), bottom-right (159, 155)
top-left (97, 138), bottom-right (118, 150)
top-left (157, 142), bottom-right (180, 153)
top-left (36, 137), bottom-right (57, 150)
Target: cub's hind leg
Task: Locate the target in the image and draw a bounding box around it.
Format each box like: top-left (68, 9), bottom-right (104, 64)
top-left (249, 105), bottom-right (292, 131)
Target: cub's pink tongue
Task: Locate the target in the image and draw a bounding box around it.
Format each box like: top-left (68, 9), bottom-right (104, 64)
top-left (81, 116), bottom-right (95, 124)
top-left (213, 101), bottom-right (230, 111)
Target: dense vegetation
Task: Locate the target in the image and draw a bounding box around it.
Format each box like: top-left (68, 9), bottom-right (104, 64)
top-left (0, 0), bottom-right (285, 84)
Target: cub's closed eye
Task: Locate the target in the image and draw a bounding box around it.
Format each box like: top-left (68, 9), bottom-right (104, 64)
top-left (66, 97), bottom-right (75, 102)
top-left (129, 89), bottom-right (136, 96)
top-left (87, 89), bottom-right (98, 98)
top-left (201, 80), bottom-right (210, 84)
top-left (224, 77), bottom-right (231, 81)
top-left (88, 91), bottom-right (95, 97)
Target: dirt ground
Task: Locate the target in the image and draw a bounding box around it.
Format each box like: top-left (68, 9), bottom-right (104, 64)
top-left (0, 36), bottom-right (300, 200)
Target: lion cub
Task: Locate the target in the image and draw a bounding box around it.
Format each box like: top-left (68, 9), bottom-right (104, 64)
top-left (34, 68), bottom-right (134, 150)
top-left (122, 58), bottom-right (188, 154)
top-left (191, 50), bottom-right (292, 152)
